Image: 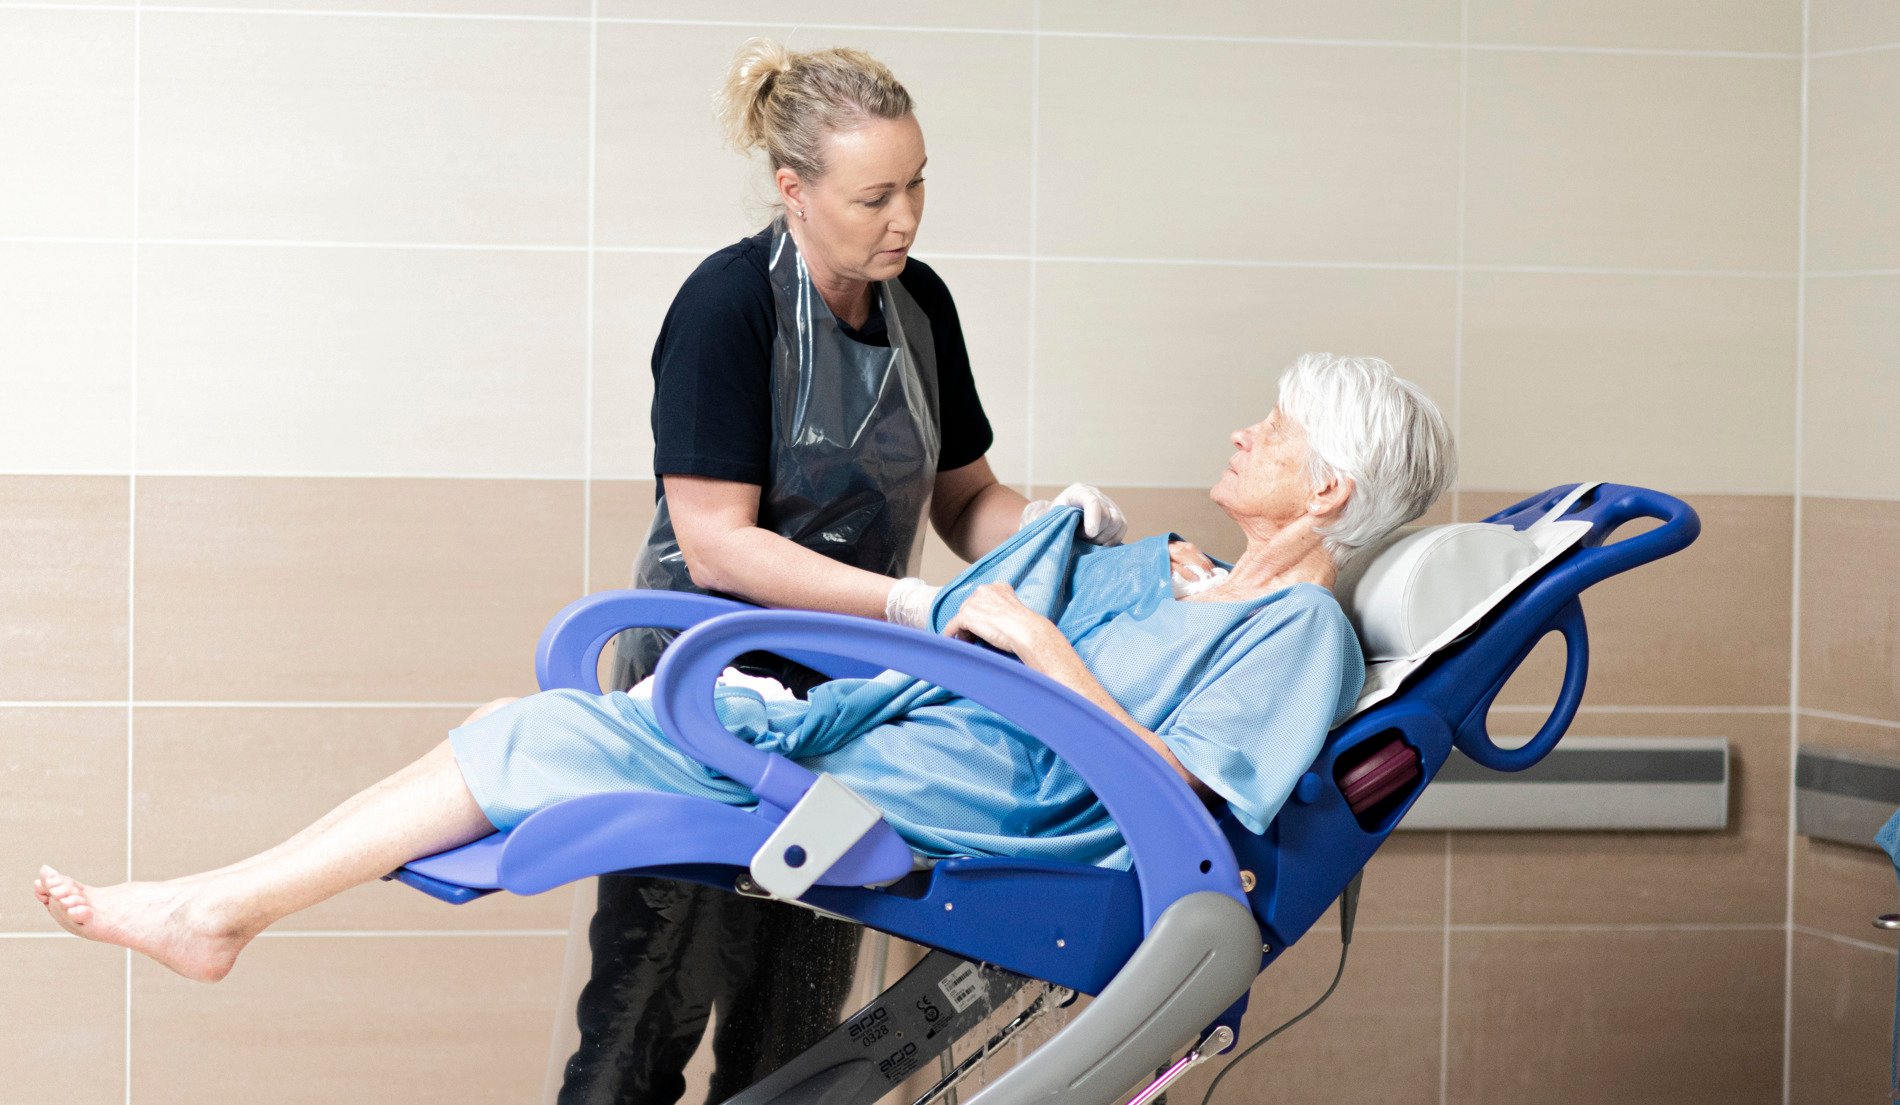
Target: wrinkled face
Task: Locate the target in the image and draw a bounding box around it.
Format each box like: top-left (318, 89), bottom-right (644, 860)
top-left (789, 114), bottom-right (927, 285)
top-left (1210, 406), bottom-right (1317, 527)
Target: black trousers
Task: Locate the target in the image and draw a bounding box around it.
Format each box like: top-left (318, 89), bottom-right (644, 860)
top-left (555, 875), bottom-right (863, 1105)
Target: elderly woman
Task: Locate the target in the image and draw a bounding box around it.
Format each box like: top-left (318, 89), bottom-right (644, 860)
top-left (33, 353), bottom-right (1455, 985)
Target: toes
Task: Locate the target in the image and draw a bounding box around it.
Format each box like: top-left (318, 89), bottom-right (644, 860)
top-left (67, 903), bottom-right (94, 924)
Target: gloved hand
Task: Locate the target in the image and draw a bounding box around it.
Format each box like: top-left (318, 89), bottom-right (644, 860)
top-left (1020, 483), bottom-right (1127, 546)
top-left (885, 576), bottom-right (940, 630)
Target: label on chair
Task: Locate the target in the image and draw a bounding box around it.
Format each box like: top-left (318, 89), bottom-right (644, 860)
top-left (937, 961), bottom-right (984, 1013)
top-left (751, 773), bottom-right (885, 900)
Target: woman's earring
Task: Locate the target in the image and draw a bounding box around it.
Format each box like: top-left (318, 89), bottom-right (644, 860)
top-left (797, 208), bottom-right (808, 220)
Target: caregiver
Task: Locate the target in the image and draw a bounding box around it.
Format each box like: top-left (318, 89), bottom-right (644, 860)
top-left (570, 40), bottom-right (1127, 1105)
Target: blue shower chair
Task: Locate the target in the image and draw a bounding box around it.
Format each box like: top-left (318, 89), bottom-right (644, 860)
top-left (393, 483), bottom-right (1698, 1105)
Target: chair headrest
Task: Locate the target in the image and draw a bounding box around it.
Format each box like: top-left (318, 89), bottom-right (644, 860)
top-left (1335, 523), bottom-right (1543, 662)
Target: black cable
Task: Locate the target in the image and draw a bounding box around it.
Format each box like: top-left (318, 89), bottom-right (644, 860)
top-left (1198, 871), bottom-right (1363, 1105)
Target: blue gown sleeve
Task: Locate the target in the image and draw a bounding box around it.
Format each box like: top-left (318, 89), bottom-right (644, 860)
top-left (1154, 586), bottom-right (1365, 835)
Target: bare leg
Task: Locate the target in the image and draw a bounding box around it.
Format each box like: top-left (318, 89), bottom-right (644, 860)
top-left (33, 700), bottom-right (514, 982)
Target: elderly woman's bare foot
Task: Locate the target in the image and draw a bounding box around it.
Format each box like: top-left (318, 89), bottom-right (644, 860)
top-left (36, 865), bottom-right (251, 982)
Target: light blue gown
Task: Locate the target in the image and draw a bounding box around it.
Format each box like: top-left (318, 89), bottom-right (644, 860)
top-left (450, 507), bottom-right (1365, 869)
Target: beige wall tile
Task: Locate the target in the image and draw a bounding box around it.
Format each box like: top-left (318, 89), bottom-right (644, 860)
top-left (1038, 39), bottom-right (1460, 264)
top-left (1040, 0), bottom-right (1461, 41)
top-left (1467, 0), bottom-right (1801, 53)
top-left (0, 243), bottom-right (133, 473)
top-left (1464, 53), bottom-right (1799, 270)
top-left (138, 245), bottom-right (587, 477)
top-left (140, 13), bottom-right (589, 243)
top-left (1447, 929), bottom-right (1784, 1105)
top-left (1789, 931), bottom-right (1896, 1105)
top-left (0, 10), bottom-right (133, 238)
top-left (0, 476), bottom-right (129, 701)
top-left (600, 1), bottom-right (1031, 26)
top-left (1459, 273), bottom-right (1797, 494)
top-left (1449, 711), bottom-right (1788, 924)
top-left (134, 477), bottom-right (582, 702)
top-left (1799, 497), bottom-right (1900, 723)
top-left (1808, 51), bottom-right (1900, 272)
top-left (0, 708), bottom-right (126, 932)
top-left (1033, 263), bottom-right (1458, 485)
top-left (1810, 0), bottom-right (1900, 53)
top-left (587, 478), bottom-right (660, 593)
top-left (594, 25), bottom-right (1033, 255)
top-left (1168, 929), bottom-right (1444, 1105)
top-left (1458, 493), bottom-right (1792, 708)
top-left (1795, 714), bottom-right (1900, 940)
top-left (924, 257), bottom-right (1031, 485)
top-left (133, 706), bottom-right (575, 930)
top-left (1803, 276), bottom-right (1900, 497)
top-left (0, 939), bottom-right (125, 1105)
top-left (590, 252), bottom-right (705, 482)
top-left (132, 934), bottom-right (564, 1105)
top-left (1358, 831), bottom-right (1450, 928)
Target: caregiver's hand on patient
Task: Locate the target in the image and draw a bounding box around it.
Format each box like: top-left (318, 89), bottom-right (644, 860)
top-left (942, 583), bottom-right (1065, 662)
top-left (1020, 483), bottom-right (1127, 546)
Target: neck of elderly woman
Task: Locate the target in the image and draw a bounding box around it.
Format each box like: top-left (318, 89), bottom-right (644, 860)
top-left (1223, 517), bottom-right (1340, 597)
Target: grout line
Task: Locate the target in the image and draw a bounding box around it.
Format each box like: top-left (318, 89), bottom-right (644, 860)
top-left (1783, 7), bottom-right (1811, 1100)
top-left (1024, 0), bottom-right (1039, 495)
top-left (1447, 922), bottom-right (1787, 932)
top-left (580, 0), bottom-right (596, 600)
top-left (1441, 16), bottom-right (1466, 1100)
top-left (1447, 0), bottom-right (1468, 565)
top-left (126, 1), bottom-right (141, 1096)
top-left (1791, 924), bottom-right (1899, 957)
top-left (0, 700), bottom-right (489, 710)
top-left (0, 699), bottom-right (1797, 712)
top-left (120, 469), bottom-right (590, 480)
top-left (1797, 488), bottom-right (1900, 504)
top-left (1805, 268), bottom-right (1900, 278)
top-left (0, 236), bottom-right (1806, 280)
top-left (256, 928), bottom-right (571, 938)
top-left (0, 5), bottom-right (1817, 59)
top-left (1807, 40), bottom-right (1900, 59)
top-left (1439, 832), bottom-right (1452, 1105)
top-left (1486, 703), bottom-right (1788, 714)
top-left (1797, 707), bottom-right (1900, 731)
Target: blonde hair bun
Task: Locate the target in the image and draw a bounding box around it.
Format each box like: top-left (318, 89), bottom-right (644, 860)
top-left (715, 38), bottom-right (913, 181)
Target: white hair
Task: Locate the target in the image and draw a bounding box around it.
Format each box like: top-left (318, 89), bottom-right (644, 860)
top-left (1275, 353), bottom-right (1457, 568)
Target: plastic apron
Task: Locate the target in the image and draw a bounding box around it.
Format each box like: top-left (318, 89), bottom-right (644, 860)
top-left (559, 220), bottom-right (941, 1105)
top-left (611, 218), bottom-right (942, 689)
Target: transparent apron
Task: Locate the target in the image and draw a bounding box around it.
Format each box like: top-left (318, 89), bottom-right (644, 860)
top-left (552, 220), bottom-right (941, 1105)
top-left (612, 219), bottom-right (941, 688)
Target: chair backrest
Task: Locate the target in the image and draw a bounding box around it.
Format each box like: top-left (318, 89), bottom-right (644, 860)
top-left (1220, 484), bottom-right (1701, 953)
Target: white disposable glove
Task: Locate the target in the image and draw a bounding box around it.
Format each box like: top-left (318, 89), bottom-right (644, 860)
top-left (885, 576), bottom-right (940, 630)
top-left (1020, 483), bottom-right (1127, 546)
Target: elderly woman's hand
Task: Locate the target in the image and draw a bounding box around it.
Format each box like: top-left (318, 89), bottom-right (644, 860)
top-left (942, 583), bottom-right (1064, 660)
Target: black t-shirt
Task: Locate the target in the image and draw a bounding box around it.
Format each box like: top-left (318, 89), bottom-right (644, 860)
top-left (649, 227), bottom-right (994, 489)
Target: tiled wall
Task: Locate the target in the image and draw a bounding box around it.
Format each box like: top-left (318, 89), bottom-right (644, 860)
top-left (1, 2), bottom-right (1890, 1104)
top-left (1789, 0), bottom-right (1900, 1099)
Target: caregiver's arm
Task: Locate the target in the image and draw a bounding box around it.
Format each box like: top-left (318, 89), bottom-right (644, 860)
top-left (931, 456), bottom-right (1030, 563)
top-left (942, 583), bottom-right (1219, 804)
top-left (664, 474), bottom-right (904, 620)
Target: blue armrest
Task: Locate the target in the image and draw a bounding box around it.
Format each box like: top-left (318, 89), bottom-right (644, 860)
top-left (534, 588), bottom-right (889, 693)
top-left (652, 611), bottom-right (1247, 933)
